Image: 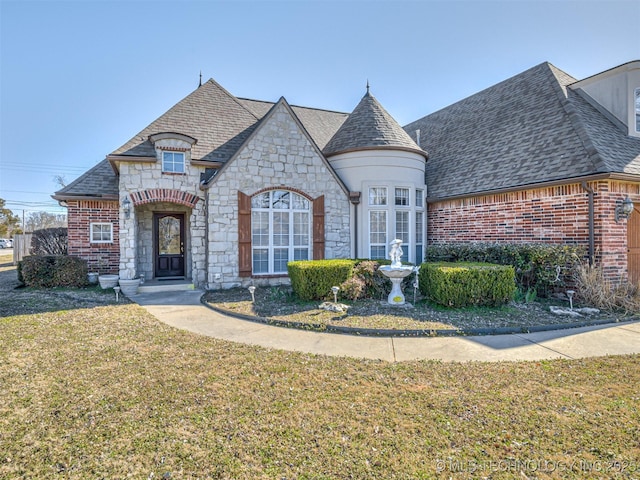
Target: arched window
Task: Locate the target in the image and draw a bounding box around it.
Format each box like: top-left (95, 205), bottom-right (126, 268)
top-left (251, 190), bottom-right (311, 274)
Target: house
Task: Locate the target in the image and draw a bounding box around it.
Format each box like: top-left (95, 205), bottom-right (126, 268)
top-left (54, 81), bottom-right (427, 288)
top-left (53, 60), bottom-right (640, 289)
top-left (405, 60), bottom-right (640, 282)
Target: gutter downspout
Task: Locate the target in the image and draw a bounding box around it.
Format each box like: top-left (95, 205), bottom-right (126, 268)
top-left (349, 192), bottom-right (361, 259)
top-left (200, 179), bottom-right (210, 288)
top-left (581, 182), bottom-right (595, 265)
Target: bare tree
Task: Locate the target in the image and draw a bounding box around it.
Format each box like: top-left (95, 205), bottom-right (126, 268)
top-left (53, 174), bottom-right (67, 189)
top-left (24, 211), bottom-right (67, 232)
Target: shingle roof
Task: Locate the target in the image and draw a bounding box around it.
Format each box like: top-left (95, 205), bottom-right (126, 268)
top-left (403, 62), bottom-right (640, 200)
top-left (53, 159), bottom-right (118, 200)
top-left (57, 64), bottom-right (640, 202)
top-left (111, 79), bottom-right (261, 163)
top-left (61, 84), bottom-right (349, 197)
top-left (323, 91), bottom-right (426, 158)
top-left (238, 98), bottom-right (348, 149)
top-left (568, 89), bottom-right (640, 175)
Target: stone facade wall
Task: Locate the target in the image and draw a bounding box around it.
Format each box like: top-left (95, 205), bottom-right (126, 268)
top-left (67, 199), bottom-right (120, 274)
top-left (428, 180), bottom-right (640, 281)
top-left (117, 138), bottom-right (206, 284)
top-left (207, 102), bottom-right (351, 289)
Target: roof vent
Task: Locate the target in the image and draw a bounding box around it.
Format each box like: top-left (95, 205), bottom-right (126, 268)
top-left (415, 129), bottom-right (421, 148)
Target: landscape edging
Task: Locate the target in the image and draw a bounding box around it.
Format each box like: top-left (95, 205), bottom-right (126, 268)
top-left (202, 299), bottom-right (626, 338)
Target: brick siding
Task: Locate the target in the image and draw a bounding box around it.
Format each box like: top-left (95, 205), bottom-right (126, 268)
top-left (428, 181), bottom-right (640, 281)
top-left (67, 200), bottom-right (119, 274)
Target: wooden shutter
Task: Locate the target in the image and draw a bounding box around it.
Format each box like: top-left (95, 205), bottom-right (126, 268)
top-left (238, 191), bottom-right (252, 277)
top-left (313, 195), bottom-right (325, 260)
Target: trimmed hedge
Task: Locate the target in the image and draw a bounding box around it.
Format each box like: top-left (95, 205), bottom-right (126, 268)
top-left (19, 255), bottom-right (88, 288)
top-left (288, 259), bottom-right (356, 301)
top-left (426, 243), bottom-right (585, 297)
top-left (419, 262), bottom-right (516, 308)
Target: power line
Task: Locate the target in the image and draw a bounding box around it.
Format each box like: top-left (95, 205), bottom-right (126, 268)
top-left (1, 189), bottom-right (56, 195)
top-left (2, 165), bottom-right (87, 175)
top-left (4, 200), bottom-right (60, 206)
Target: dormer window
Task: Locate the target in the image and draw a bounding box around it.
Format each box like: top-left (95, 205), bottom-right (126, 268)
top-left (162, 151), bottom-right (185, 173)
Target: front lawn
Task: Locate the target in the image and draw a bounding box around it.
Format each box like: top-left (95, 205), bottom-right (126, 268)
top-left (1, 258), bottom-right (639, 478)
top-left (2, 305), bottom-right (639, 479)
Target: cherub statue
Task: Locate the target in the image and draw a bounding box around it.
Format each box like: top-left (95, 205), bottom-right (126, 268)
top-left (389, 239), bottom-right (403, 268)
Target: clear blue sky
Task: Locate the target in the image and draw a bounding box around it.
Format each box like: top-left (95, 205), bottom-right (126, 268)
top-left (1, 0), bottom-right (639, 219)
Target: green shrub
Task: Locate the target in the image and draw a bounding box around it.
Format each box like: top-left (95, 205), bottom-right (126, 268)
top-left (20, 255), bottom-right (88, 288)
top-left (339, 275), bottom-right (367, 300)
top-left (419, 262), bottom-right (516, 308)
top-left (16, 260), bottom-right (24, 285)
top-left (336, 259), bottom-right (417, 301)
top-left (288, 259), bottom-right (356, 301)
top-left (426, 243), bottom-right (584, 297)
top-left (30, 228), bottom-right (68, 255)
top-left (342, 260), bottom-right (386, 300)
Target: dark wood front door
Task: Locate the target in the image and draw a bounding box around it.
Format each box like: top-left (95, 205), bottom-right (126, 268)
top-left (154, 213), bottom-right (185, 278)
top-left (628, 204), bottom-right (640, 285)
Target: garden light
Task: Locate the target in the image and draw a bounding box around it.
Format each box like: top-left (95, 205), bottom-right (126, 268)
top-left (331, 286), bottom-right (339, 303)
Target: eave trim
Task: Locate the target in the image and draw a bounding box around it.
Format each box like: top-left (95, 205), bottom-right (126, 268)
top-left (426, 173), bottom-right (640, 203)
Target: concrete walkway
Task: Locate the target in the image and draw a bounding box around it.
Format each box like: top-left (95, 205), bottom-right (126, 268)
top-left (133, 290), bottom-right (640, 362)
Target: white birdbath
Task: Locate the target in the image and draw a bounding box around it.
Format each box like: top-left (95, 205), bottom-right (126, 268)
top-left (378, 239), bottom-right (415, 305)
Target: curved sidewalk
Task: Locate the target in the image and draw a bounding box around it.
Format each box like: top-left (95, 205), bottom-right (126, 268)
top-left (134, 290), bottom-right (640, 362)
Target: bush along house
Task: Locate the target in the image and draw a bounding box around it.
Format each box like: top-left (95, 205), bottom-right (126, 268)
top-left (53, 60), bottom-right (640, 289)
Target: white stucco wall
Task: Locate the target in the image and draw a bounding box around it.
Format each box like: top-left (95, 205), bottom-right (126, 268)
top-left (328, 149), bottom-right (427, 262)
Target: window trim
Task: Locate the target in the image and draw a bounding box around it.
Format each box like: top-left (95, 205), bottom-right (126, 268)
top-left (90, 222), bottom-right (113, 244)
top-left (365, 182), bottom-right (425, 264)
top-left (368, 186), bottom-right (388, 206)
top-left (369, 209), bottom-right (388, 260)
top-left (162, 151), bottom-right (186, 174)
top-left (250, 189), bottom-right (312, 276)
top-left (395, 187), bottom-right (410, 206)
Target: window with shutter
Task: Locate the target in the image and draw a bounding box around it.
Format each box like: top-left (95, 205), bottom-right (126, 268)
top-left (238, 190), bottom-right (321, 276)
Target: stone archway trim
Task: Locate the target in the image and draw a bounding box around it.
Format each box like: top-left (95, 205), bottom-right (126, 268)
top-left (130, 189), bottom-right (200, 208)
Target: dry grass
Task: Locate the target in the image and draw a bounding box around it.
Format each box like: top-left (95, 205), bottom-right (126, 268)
top-left (2, 256), bottom-right (640, 478)
top-left (204, 286), bottom-right (628, 334)
top-left (574, 263), bottom-right (640, 314)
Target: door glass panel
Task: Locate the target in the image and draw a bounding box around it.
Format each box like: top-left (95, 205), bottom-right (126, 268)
top-left (159, 216), bottom-right (181, 255)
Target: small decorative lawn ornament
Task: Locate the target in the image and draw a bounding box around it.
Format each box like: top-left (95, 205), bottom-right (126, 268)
top-left (331, 286), bottom-right (340, 304)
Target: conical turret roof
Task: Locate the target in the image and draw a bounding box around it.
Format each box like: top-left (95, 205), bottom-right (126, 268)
top-left (323, 90), bottom-right (426, 158)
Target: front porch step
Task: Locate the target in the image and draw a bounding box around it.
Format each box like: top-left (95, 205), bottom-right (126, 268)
top-left (138, 281), bottom-right (196, 294)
